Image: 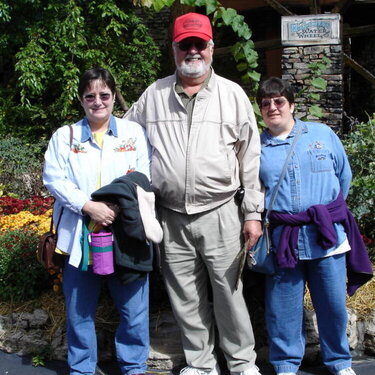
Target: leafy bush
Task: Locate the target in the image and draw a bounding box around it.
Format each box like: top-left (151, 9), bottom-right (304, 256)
top-left (0, 1), bottom-right (160, 139)
top-left (342, 114), bottom-right (375, 260)
top-left (0, 136), bottom-right (46, 198)
top-left (0, 229), bottom-right (50, 302)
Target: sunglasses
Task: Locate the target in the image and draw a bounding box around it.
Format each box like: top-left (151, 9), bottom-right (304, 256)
top-left (261, 97), bottom-right (288, 109)
top-left (83, 93), bottom-right (112, 103)
top-left (177, 40), bottom-right (209, 52)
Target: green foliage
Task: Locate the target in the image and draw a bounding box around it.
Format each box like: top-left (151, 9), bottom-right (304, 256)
top-left (296, 56), bottom-right (331, 121)
top-left (342, 114), bottom-right (375, 260)
top-left (0, 229), bottom-right (50, 302)
top-left (0, 136), bottom-right (46, 198)
top-left (0, 0), bottom-right (160, 139)
top-left (32, 354), bottom-right (46, 367)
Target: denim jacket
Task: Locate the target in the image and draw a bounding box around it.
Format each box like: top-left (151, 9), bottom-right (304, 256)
top-left (260, 118), bottom-right (352, 260)
top-left (43, 115), bottom-right (151, 268)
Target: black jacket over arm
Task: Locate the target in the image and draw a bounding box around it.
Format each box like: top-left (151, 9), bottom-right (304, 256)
top-left (91, 172), bottom-right (153, 284)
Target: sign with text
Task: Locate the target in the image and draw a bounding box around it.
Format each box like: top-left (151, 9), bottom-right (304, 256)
top-left (282, 14), bottom-right (341, 46)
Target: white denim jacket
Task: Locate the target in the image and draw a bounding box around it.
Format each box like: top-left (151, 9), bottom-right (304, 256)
top-left (43, 115), bottom-right (151, 268)
top-left (125, 70), bottom-right (264, 220)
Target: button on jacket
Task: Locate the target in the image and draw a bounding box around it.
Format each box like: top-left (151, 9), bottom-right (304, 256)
top-left (43, 115), bottom-right (151, 268)
top-left (125, 70), bottom-right (264, 220)
top-left (260, 119), bottom-right (353, 260)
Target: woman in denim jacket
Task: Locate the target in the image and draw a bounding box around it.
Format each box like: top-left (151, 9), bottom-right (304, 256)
top-left (43, 68), bottom-right (151, 375)
top-left (256, 77), bottom-right (371, 375)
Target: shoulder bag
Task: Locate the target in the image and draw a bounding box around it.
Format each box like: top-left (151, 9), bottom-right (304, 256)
top-left (37, 125), bottom-right (73, 272)
top-left (247, 126), bottom-right (303, 275)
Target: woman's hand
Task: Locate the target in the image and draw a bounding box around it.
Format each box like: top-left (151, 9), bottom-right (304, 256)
top-left (82, 201), bottom-right (119, 227)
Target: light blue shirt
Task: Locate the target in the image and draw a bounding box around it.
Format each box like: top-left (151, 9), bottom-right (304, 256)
top-left (43, 115), bottom-right (151, 267)
top-left (260, 118), bottom-right (352, 260)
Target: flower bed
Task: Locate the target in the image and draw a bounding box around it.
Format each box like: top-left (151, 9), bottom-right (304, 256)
top-left (0, 195), bottom-right (56, 302)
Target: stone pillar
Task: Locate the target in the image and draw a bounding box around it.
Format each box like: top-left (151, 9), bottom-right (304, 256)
top-left (281, 44), bottom-right (343, 131)
top-left (281, 14), bottom-right (343, 131)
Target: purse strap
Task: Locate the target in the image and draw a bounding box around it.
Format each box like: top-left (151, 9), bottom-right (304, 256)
top-left (49, 124), bottom-right (73, 233)
top-left (264, 125), bottom-right (303, 223)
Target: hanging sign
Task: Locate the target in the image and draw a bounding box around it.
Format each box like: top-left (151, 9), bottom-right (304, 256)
top-left (282, 14), bottom-right (341, 46)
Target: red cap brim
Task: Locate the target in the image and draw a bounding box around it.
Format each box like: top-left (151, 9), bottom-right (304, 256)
top-left (174, 32), bottom-right (211, 43)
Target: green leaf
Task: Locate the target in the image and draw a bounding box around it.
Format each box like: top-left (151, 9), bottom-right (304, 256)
top-left (311, 77), bottom-right (327, 90)
top-left (236, 62), bottom-right (248, 72)
top-left (206, 0), bottom-right (218, 15)
top-left (247, 70), bottom-right (261, 82)
top-left (309, 93), bottom-right (320, 100)
top-left (308, 105), bottom-right (324, 118)
top-left (221, 8), bottom-right (237, 26)
top-left (153, 0), bottom-right (171, 11)
top-left (181, 0), bottom-right (196, 6)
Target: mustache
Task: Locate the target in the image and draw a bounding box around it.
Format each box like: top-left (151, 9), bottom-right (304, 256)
top-left (185, 54), bottom-right (201, 60)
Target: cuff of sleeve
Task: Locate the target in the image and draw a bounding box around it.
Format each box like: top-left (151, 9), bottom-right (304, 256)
top-left (244, 212), bottom-right (262, 221)
top-left (242, 188), bottom-right (264, 221)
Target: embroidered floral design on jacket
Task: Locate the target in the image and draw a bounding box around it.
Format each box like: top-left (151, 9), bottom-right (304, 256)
top-left (126, 167), bottom-right (136, 174)
top-left (71, 143), bottom-right (87, 153)
top-left (114, 138), bottom-right (137, 152)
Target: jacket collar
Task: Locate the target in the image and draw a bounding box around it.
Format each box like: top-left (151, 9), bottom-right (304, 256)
top-left (80, 115), bottom-right (118, 142)
top-left (261, 118), bottom-right (308, 147)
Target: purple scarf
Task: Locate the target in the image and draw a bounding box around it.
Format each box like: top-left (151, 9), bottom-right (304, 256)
top-left (269, 192), bottom-right (373, 296)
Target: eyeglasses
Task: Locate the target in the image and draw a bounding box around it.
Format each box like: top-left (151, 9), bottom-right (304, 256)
top-left (177, 40), bottom-right (209, 52)
top-left (261, 97), bottom-right (288, 109)
top-left (83, 93), bottom-right (112, 103)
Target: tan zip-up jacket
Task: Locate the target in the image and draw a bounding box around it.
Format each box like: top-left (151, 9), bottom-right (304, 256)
top-left (125, 71), bottom-right (264, 221)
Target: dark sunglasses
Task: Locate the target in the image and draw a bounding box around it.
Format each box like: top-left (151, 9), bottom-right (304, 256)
top-left (177, 40), bottom-right (209, 52)
top-left (83, 93), bottom-right (112, 103)
top-left (261, 97), bottom-right (288, 109)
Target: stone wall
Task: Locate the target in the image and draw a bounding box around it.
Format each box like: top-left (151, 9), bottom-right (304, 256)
top-left (282, 45), bottom-right (343, 131)
top-left (1, 304), bottom-right (374, 369)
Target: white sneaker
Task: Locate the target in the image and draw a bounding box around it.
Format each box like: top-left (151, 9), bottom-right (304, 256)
top-left (180, 364), bottom-right (221, 375)
top-left (231, 365), bottom-right (262, 375)
top-left (277, 373), bottom-right (297, 375)
top-left (335, 368), bottom-right (356, 375)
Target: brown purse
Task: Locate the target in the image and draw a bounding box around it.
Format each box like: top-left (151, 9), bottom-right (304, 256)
top-left (37, 208), bottom-right (65, 272)
top-left (37, 125), bottom-right (73, 272)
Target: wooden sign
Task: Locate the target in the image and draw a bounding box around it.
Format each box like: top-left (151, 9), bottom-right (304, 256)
top-left (282, 14), bottom-right (341, 46)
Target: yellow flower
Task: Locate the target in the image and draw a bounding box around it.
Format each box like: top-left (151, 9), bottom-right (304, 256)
top-left (0, 209), bottom-right (52, 235)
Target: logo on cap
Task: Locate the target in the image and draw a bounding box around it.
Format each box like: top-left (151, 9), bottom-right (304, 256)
top-left (183, 19), bottom-right (203, 30)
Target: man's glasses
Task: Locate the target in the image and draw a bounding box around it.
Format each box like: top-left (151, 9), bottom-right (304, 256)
top-left (83, 93), bottom-right (112, 103)
top-left (261, 97), bottom-right (288, 109)
top-left (177, 40), bottom-right (209, 52)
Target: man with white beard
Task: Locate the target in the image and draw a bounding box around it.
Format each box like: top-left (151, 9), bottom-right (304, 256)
top-left (125, 12), bottom-right (264, 375)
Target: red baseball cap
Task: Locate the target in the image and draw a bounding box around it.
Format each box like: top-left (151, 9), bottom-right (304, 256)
top-left (173, 12), bottom-right (213, 43)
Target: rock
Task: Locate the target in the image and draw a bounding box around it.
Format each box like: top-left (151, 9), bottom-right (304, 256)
top-left (0, 303), bottom-right (374, 369)
top-left (364, 311), bottom-right (375, 355)
top-left (149, 308), bottom-right (184, 368)
top-left (347, 309), bottom-right (358, 350)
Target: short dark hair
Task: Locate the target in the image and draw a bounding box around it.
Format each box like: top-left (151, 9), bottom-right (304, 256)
top-left (78, 67), bottom-right (116, 99)
top-left (256, 77), bottom-right (294, 106)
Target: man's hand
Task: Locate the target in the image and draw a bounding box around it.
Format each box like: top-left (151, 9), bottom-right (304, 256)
top-left (243, 220), bottom-right (262, 250)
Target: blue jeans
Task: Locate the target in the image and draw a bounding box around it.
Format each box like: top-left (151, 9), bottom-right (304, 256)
top-left (63, 261), bottom-right (149, 375)
top-left (265, 253), bottom-right (352, 374)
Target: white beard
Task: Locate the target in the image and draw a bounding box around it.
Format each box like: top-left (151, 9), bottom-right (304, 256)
top-left (176, 54), bottom-right (212, 78)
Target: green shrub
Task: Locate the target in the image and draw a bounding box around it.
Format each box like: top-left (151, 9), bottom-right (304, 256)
top-left (0, 136), bottom-right (46, 198)
top-left (342, 114), bottom-right (375, 261)
top-left (0, 229), bottom-right (50, 302)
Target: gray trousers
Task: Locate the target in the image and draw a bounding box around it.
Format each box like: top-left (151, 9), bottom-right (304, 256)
top-left (158, 199), bottom-right (257, 372)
